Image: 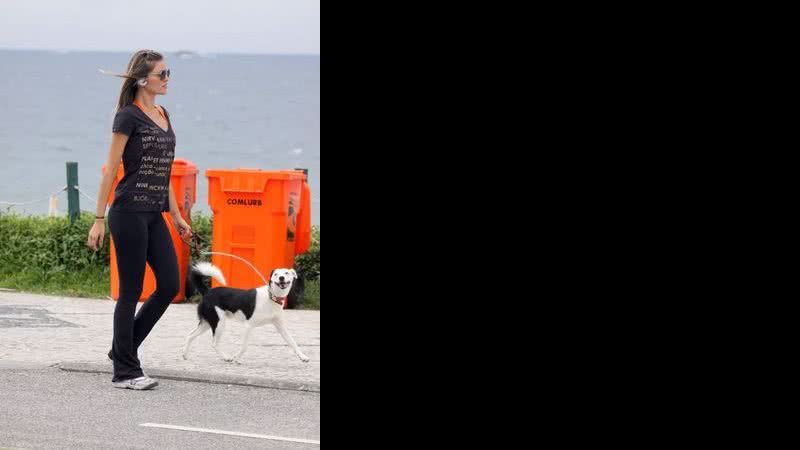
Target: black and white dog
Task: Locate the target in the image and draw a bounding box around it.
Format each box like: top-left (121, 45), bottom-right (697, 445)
top-left (183, 262), bottom-right (310, 364)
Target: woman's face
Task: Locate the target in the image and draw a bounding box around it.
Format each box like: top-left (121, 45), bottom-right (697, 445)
top-left (143, 59), bottom-right (170, 95)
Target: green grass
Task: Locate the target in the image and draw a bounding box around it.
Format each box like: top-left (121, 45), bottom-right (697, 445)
top-left (0, 267), bottom-right (320, 310)
top-left (1, 211), bottom-right (319, 309)
top-left (0, 266), bottom-right (111, 299)
top-left (299, 279), bottom-right (321, 310)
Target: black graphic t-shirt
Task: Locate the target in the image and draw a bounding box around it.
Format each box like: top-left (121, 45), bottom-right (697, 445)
top-left (110, 104), bottom-right (176, 213)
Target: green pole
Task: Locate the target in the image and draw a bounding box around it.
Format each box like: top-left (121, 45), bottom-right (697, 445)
top-left (67, 162), bottom-right (80, 224)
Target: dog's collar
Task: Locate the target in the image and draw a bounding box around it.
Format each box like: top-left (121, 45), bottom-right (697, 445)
top-left (269, 292), bottom-right (287, 307)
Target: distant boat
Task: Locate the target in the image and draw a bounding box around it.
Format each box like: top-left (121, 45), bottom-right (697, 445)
top-left (174, 50), bottom-right (198, 59)
top-left (173, 50), bottom-right (217, 60)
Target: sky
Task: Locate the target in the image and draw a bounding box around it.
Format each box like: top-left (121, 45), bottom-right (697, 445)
top-left (0, 0), bottom-right (320, 55)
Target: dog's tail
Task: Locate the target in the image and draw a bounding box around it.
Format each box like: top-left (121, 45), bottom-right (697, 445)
top-left (190, 262), bottom-right (227, 296)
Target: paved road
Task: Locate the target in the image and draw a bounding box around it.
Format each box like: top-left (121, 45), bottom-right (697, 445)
top-left (0, 366), bottom-right (321, 450)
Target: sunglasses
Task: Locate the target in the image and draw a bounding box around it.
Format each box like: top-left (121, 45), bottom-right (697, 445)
top-left (148, 69), bottom-right (171, 81)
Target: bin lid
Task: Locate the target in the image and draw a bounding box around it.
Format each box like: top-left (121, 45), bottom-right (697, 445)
top-left (206, 168), bottom-right (305, 181)
top-left (172, 159), bottom-right (198, 176)
top-left (281, 169), bottom-right (309, 181)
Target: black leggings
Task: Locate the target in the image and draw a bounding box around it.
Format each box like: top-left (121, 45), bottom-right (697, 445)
top-left (108, 209), bottom-right (180, 382)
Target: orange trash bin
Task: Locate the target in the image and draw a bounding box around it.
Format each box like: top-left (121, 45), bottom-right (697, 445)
top-left (205, 168), bottom-right (310, 289)
top-left (102, 158), bottom-right (198, 303)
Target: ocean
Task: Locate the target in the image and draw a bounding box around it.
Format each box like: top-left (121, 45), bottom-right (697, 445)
top-left (0, 49), bottom-right (320, 224)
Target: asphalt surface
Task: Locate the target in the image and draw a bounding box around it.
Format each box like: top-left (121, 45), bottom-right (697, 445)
top-left (0, 365), bottom-right (321, 450)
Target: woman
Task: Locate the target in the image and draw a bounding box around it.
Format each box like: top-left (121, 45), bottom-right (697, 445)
top-left (87, 49), bottom-right (193, 390)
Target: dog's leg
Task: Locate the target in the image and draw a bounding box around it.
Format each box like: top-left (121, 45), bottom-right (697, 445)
top-left (273, 318), bottom-right (310, 363)
top-left (232, 324), bottom-right (254, 364)
top-left (182, 321), bottom-right (211, 360)
top-left (212, 310), bottom-right (233, 362)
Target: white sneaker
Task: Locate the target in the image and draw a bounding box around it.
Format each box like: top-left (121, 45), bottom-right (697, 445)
top-left (112, 376), bottom-right (159, 390)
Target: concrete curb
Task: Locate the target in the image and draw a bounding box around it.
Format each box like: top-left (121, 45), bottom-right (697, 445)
top-left (0, 360), bottom-right (59, 370)
top-left (58, 362), bottom-right (320, 393)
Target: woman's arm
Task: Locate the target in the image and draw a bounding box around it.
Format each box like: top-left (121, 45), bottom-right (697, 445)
top-left (87, 132), bottom-right (127, 251)
top-left (168, 179), bottom-right (192, 239)
top-left (168, 180), bottom-right (181, 220)
top-left (96, 132), bottom-right (129, 218)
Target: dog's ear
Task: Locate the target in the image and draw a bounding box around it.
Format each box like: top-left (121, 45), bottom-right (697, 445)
top-left (269, 269), bottom-right (276, 285)
top-left (290, 269), bottom-right (298, 279)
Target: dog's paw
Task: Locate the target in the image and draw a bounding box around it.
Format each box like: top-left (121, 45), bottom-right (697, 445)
top-left (298, 354), bottom-right (310, 363)
top-left (181, 353), bottom-right (188, 360)
top-left (223, 356), bottom-right (236, 363)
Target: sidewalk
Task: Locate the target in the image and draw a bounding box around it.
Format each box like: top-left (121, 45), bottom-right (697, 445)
top-left (0, 289), bottom-right (320, 392)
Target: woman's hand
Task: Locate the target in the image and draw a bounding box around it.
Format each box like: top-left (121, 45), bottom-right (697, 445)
top-left (86, 219), bottom-right (105, 252)
top-left (173, 214), bottom-right (193, 241)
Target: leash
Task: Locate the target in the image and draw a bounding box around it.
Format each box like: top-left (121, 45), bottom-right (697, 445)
top-left (181, 233), bottom-right (286, 307)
